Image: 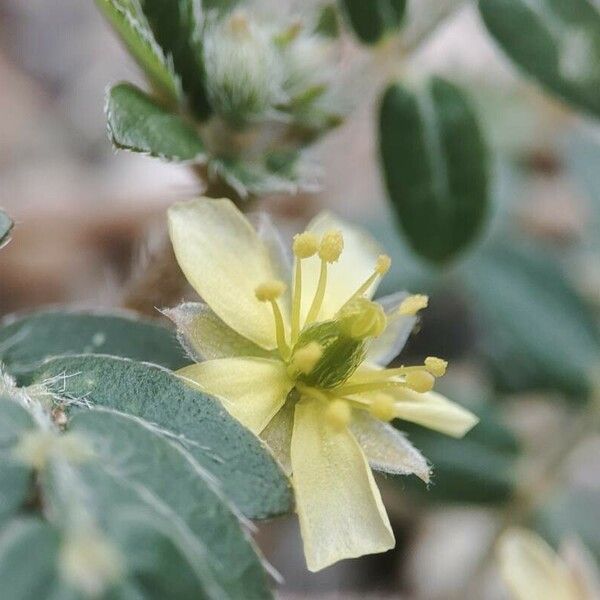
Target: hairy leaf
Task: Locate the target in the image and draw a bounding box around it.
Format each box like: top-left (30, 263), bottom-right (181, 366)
top-left (136, 0), bottom-right (211, 119)
top-left (95, 0), bottom-right (180, 101)
top-left (209, 153), bottom-right (315, 199)
top-left (62, 409), bottom-right (272, 598)
top-left (480, 0), bottom-right (600, 118)
top-left (0, 396), bottom-right (35, 526)
top-left (33, 355), bottom-right (293, 519)
top-left (341, 0), bottom-right (407, 44)
top-left (106, 83), bottom-right (206, 161)
top-left (380, 78), bottom-right (489, 264)
top-left (0, 309), bottom-right (188, 381)
top-left (0, 519), bottom-right (66, 600)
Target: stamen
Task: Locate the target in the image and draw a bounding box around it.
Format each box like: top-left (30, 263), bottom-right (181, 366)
top-left (318, 229), bottom-right (343, 263)
top-left (305, 230), bottom-right (343, 325)
top-left (369, 393), bottom-right (396, 422)
top-left (305, 260), bottom-right (328, 324)
top-left (325, 399), bottom-right (351, 430)
top-left (330, 362), bottom-right (436, 396)
top-left (255, 280), bottom-right (290, 358)
top-left (425, 356), bottom-right (448, 377)
top-left (287, 342), bottom-right (323, 377)
top-left (343, 254), bottom-right (391, 307)
top-left (291, 232), bottom-right (319, 342)
top-left (398, 294), bottom-right (429, 316)
top-left (255, 280), bottom-right (287, 302)
top-left (332, 380), bottom-right (408, 397)
top-left (293, 232), bottom-right (319, 259)
top-left (405, 370), bottom-right (435, 393)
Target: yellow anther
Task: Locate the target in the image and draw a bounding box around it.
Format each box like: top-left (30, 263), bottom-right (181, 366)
top-left (339, 297), bottom-right (387, 339)
top-left (376, 254), bottom-right (391, 275)
top-left (405, 370), bottom-right (435, 393)
top-left (425, 356), bottom-right (448, 377)
top-left (398, 294), bottom-right (429, 316)
top-left (318, 229), bottom-right (344, 263)
top-left (369, 393), bottom-right (396, 422)
top-left (293, 232), bottom-right (319, 259)
top-left (289, 342), bottom-right (324, 375)
top-left (255, 280), bottom-right (286, 302)
top-left (325, 399), bottom-right (352, 430)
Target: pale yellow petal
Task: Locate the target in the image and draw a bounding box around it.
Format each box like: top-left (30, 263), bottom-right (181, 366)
top-left (168, 198), bottom-right (288, 350)
top-left (349, 411), bottom-right (430, 482)
top-left (498, 528), bottom-right (580, 600)
top-left (178, 358), bottom-right (293, 434)
top-left (390, 388), bottom-right (479, 438)
top-left (366, 291), bottom-right (417, 366)
top-left (346, 367), bottom-right (478, 438)
top-left (291, 398), bottom-right (394, 572)
top-left (300, 212), bottom-right (384, 322)
top-left (163, 302), bottom-right (274, 361)
top-left (260, 395), bottom-right (295, 476)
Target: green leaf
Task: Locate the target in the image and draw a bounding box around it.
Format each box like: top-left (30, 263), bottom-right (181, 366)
top-left (137, 0), bottom-right (211, 119)
top-left (95, 0), bottom-right (180, 102)
top-left (398, 404), bottom-right (520, 504)
top-left (42, 409), bottom-right (271, 600)
top-left (0, 309), bottom-right (188, 381)
top-left (33, 355), bottom-right (292, 519)
top-left (340, 0), bottom-right (407, 44)
top-left (0, 209), bottom-right (13, 248)
top-left (380, 78), bottom-right (490, 264)
top-left (0, 519), bottom-right (65, 600)
top-left (210, 154), bottom-right (316, 199)
top-left (479, 0), bottom-right (600, 118)
top-left (463, 240), bottom-right (600, 400)
top-left (106, 83), bottom-right (206, 161)
top-left (0, 396), bottom-right (35, 526)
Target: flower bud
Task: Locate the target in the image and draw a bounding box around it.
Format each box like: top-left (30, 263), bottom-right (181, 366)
top-left (203, 12), bottom-right (284, 126)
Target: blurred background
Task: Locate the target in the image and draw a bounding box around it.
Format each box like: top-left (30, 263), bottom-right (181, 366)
top-left (1, 0), bottom-right (599, 598)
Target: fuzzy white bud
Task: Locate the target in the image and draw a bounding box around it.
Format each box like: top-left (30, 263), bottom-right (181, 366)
top-left (203, 12), bottom-right (285, 126)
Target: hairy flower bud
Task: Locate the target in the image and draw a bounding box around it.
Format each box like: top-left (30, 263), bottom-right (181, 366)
top-left (203, 12), bottom-right (284, 126)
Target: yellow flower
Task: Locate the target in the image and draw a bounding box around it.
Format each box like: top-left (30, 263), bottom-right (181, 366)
top-left (167, 198), bottom-right (478, 572)
top-left (498, 528), bottom-right (600, 600)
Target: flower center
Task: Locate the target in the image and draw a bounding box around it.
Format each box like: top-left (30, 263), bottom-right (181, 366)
top-left (254, 227), bottom-right (448, 427)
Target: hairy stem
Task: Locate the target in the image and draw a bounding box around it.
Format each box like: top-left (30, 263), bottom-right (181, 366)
top-left (122, 176), bottom-right (248, 317)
